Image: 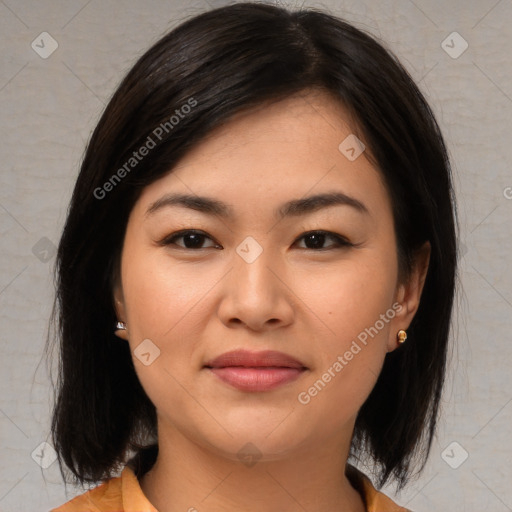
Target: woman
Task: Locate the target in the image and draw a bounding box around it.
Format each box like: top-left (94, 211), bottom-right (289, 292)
top-left (47, 2), bottom-right (458, 511)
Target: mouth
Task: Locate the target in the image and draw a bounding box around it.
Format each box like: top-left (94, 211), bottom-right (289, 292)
top-left (203, 350), bottom-right (308, 392)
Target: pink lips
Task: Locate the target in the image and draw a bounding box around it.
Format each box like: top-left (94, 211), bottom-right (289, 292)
top-left (204, 350), bottom-right (307, 392)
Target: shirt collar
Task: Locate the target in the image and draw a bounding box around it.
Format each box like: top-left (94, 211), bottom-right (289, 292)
top-left (346, 465), bottom-right (412, 511)
top-left (121, 465), bottom-right (158, 512)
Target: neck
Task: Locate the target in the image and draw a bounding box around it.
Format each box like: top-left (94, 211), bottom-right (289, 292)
top-left (139, 420), bottom-right (366, 512)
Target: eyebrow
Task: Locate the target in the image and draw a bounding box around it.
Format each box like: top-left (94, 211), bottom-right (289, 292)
top-left (145, 191), bottom-right (370, 220)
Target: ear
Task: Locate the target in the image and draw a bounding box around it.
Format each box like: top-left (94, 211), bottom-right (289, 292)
top-left (113, 282), bottom-right (129, 341)
top-left (387, 241), bottom-right (431, 352)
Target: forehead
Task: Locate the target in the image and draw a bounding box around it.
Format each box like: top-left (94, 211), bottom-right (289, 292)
top-left (133, 90), bottom-right (392, 222)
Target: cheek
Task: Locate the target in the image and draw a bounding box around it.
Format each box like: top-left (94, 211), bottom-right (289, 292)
top-left (122, 247), bottom-right (218, 340)
top-left (120, 247), bottom-right (227, 405)
top-left (294, 256), bottom-right (397, 416)
top-left (302, 255), bottom-right (397, 342)
top-left (119, 252), bottom-right (207, 413)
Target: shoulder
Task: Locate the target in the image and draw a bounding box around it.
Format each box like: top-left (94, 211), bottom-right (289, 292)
top-left (50, 474), bottom-right (122, 512)
top-left (50, 466), bottom-right (159, 512)
top-left (346, 464), bottom-right (414, 512)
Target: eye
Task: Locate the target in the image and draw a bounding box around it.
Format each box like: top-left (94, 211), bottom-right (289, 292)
top-left (159, 229), bottom-right (353, 251)
top-left (160, 229), bottom-right (220, 250)
top-left (293, 230), bottom-right (353, 250)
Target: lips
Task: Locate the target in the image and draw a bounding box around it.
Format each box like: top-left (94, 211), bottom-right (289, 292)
top-left (204, 350), bottom-right (307, 392)
top-left (204, 349), bottom-right (306, 370)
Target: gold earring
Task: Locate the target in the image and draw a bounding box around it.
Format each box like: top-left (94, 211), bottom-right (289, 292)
top-left (397, 329), bottom-right (407, 344)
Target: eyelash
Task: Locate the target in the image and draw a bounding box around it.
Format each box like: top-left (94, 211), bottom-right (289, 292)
top-left (159, 229), bottom-right (354, 251)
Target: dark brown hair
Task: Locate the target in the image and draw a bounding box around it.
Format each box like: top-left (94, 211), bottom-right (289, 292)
top-left (45, 1), bottom-right (458, 492)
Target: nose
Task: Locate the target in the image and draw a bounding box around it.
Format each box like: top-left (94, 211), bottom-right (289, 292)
top-left (217, 244), bottom-right (295, 332)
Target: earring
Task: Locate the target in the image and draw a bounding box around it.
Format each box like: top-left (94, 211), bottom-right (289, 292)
top-left (397, 329), bottom-right (407, 344)
top-left (116, 321), bottom-right (127, 331)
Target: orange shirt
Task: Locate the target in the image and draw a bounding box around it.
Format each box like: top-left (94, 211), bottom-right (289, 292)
top-left (51, 465), bottom-right (411, 512)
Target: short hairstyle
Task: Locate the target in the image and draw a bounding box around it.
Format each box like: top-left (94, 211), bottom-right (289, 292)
top-left (46, 1), bottom-right (458, 492)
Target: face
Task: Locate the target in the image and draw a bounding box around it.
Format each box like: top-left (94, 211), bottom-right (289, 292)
top-left (114, 89), bottom-right (427, 463)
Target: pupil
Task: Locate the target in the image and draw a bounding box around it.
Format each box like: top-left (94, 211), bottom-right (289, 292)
top-left (185, 234), bottom-right (203, 248)
top-left (306, 233), bottom-right (324, 249)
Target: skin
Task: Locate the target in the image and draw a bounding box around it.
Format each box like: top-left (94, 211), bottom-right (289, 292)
top-left (113, 88), bottom-right (430, 512)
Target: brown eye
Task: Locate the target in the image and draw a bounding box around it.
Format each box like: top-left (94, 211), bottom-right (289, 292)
top-left (161, 230), bottom-right (219, 249)
top-left (294, 231), bottom-right (353, 250)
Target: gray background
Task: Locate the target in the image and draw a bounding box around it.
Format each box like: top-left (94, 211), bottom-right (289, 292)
top-left (0, 0), bottom-right (511, 510)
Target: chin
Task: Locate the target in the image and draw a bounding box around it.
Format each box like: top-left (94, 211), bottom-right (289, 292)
top-left (206, 433), bottom-right (305, 465)
top-left (192, 417), bottom-right (312, 463)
